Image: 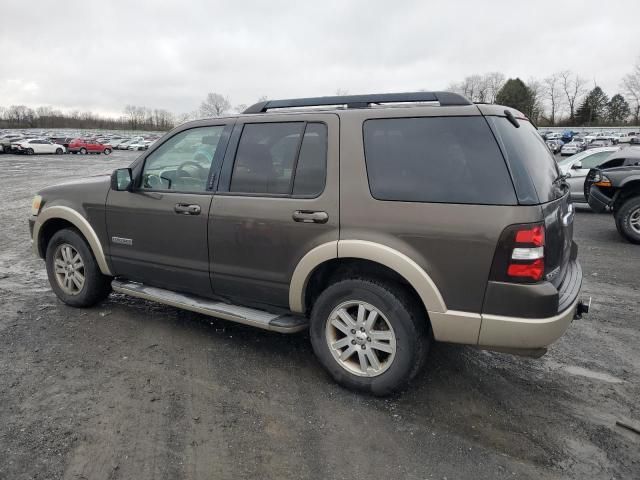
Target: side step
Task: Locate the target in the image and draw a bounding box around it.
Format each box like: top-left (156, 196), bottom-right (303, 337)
top-left (111, 280), bottom-right (308, 333)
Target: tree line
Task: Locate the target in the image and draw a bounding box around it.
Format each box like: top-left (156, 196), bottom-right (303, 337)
top-left (448, 58), bottom-right (640, 126)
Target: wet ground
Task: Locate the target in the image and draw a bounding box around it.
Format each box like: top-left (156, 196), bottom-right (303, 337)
top-left (0, 150), bottom-right (638, 479)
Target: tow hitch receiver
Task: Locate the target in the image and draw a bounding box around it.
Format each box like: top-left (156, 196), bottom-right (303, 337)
top-left (575, 297), bottom-right (591, 320)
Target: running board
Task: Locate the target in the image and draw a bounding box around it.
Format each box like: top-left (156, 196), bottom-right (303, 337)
top-left (111, 280), bottom-right (308, 333)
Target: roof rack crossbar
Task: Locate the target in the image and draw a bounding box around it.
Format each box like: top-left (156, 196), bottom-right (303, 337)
top-left (243, 91), bottom-right (472, 114)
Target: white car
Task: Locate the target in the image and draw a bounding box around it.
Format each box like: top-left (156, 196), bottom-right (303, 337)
top-left (127, 140), bottom-right (150, 151)
top-left (12, 138), bottom-right (66, 155)
top-left (616, 132), bottom-right (638, 144)
top-left (560, 141), bottom-right (583, 156)
top-left (557, 146), bottom-right (619, 202)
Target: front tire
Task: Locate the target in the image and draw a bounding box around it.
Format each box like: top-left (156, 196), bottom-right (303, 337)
top-left (310, 278), bottom-right (430, 396)
top-left (26, 148), bottom-right (34, 155)
top-left (79, 147), bottom-right (87, 155)
top-left (615, 197), bottom-right (640, 244)
top-left (45, 228), bottom-right (112, 307)
top-left (104, 148), bottom-right (112, 155)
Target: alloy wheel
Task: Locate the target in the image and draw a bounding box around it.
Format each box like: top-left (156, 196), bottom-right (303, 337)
top-left (53, 243), bottom-right (85, 295)
top-left (630, 207), bottom-right (640, 235)
top-left (325, 300), bottom-right (397, 377)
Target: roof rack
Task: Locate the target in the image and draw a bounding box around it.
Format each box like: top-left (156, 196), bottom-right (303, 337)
top-left (242, 91), bottom-right (472, 114)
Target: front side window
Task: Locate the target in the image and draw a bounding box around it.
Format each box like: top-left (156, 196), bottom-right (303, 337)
top-left (230, 122), bottom-right (327, 196)
top-left (363, 116), bottom-right (517, 205)
top-left (141, 126), bottom-right (224, 192)
top-left (581, 151), bottom-right (612, 169)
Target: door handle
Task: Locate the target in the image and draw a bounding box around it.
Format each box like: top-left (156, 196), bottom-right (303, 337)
top-left (174, 203), bottom-right (201, 215)
top-left (292, 210), bottom-right (328, 224)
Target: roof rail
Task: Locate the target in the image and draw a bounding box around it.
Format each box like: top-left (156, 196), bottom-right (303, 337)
top-left (242, 91), bottom-right (472, 114)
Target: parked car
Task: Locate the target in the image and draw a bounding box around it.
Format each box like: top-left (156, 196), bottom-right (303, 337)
top-left (586, 149), bottom-right (640, 243)
top-left (0, 134), bottom-right (24, 152)
top-left (11, 138), bottom-right (66, 155)
top-left (116, 137), bottom-right (144, 150)
top-left (67, 138), bottom-right (113, 155)
top-left (557, 147), bottom-right (619, 202)
top-left (127, 140), bottom-right (150, 151)
top-left (28, 92), bottom-right (587, 395)
top-left (546, 139), bottom-right (564, 153)
top-left (50, 136), bottom-right (75, 148)
top-left (560, 140), bottom-right (585, 156)
top-left (587, 138), bottom-right (614, 149)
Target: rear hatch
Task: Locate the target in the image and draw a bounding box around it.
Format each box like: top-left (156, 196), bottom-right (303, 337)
top-left (486, 115), bottom-right (574, 289)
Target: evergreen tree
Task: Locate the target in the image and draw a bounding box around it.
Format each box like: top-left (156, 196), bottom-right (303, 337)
top-left (607, 94), bottom-right (630, 124)
top-left (495, 78), bottom-right (535, 118)
top-left (576, 86), bottom-right (609, 125)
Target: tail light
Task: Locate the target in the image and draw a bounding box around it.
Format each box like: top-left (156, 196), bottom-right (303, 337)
top-left (490, 223), bottom-right (545, 283)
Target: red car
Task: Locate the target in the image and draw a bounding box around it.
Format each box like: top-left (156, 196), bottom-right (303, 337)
top-left (67, 138), bottom-right (113, 155)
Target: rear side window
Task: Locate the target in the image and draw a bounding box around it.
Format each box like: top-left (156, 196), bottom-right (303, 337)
top-left (230, 122), bottom-right (327, 196)
top-left (362, 117), bottom-right (517, 205)
top-left (487, 117), bottom-right (562, 204)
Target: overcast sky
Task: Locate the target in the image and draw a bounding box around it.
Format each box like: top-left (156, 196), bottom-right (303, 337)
top-left (1, 0), bottom-right (638, 117)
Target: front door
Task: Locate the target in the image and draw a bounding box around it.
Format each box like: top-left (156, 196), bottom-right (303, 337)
top-left (210, 114), bottom-right (339, 308)
top-left (567, 150), bottom-right (613, 202)
top-left (106, 123), bottom-right (232, 296)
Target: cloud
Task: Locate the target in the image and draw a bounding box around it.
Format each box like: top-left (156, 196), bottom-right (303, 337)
top-left (1, 0), bottom-right (638, 116)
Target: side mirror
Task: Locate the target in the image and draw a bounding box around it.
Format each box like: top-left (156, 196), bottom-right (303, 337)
top-left (572, 162), bottom-right (583, 170)
top-left (111, 168), bottom-right (133, 191)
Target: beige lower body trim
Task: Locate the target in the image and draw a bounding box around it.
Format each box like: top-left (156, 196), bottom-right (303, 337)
top-left (478, 298), bottom-right (578, 349)
top-left (289, 241), bottom-right (338, 313)
top-left (428, 310), bottom-right (482, 344)
top-left (32, 206), bottom-right (113, 276)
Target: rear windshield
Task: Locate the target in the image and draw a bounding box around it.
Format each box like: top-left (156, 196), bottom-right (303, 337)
top-left (362, 116), bottom-right (517, 205)
top-left (487, 117), bottom-right (563, 204)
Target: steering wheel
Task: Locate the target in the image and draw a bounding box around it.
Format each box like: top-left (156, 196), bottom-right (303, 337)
top-left (176, 160), bottom-right (206, 178)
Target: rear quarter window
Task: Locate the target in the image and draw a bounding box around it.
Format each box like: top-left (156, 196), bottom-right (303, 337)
top-left (362, 116), bottom-right (517, 205)
top-left (487, 117), bottom-right (563, 204)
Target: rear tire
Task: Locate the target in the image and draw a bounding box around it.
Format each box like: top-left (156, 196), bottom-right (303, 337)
top-left (55, 148), bottom-right (63, 155)
top-left (615, 196), bottom-right (640, 244)
top-left (79, 147), bottom-right (87, 155)
top-left (310, 278), bottom-right (430, 396)
top-left (45, 228), bottom-right (112, 307)
top-left (104, 148), bottom-right (112, 155)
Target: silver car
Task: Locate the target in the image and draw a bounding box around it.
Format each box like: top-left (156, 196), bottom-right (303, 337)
top-left (558, 147), bottom-right (619, 202)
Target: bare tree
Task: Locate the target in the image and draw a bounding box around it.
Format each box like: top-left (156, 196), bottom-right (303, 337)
top-left (527, 78), bottom-right (545, 123)
top-left (543, 73), bottom-right (564, 125)
top-left (560, 70), bottom-right (587, 122)
top-left (622, 57), bottom-right (640, 125)
top-left (199, 92), bottom-right (231, 117)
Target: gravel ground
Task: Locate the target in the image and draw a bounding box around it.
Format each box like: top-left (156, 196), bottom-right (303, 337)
top-left (0, 150), bottom-right (638, 480)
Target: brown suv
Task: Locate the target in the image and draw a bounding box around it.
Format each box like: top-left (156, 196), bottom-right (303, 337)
top-left (29, 92), bottom-right (587, 395)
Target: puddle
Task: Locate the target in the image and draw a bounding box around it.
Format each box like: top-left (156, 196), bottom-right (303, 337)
top-left (562, 365), bottom-right (624, 384)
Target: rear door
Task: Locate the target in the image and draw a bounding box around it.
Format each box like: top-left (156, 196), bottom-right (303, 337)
top-left (210, 113), bottom-right (339, 308)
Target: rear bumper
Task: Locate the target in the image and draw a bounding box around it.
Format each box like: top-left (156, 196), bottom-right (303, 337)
top-left (587, 186), bottom-right (612, 213)
top-left (478, 260), bottom-right (583, 350)
top-left (478, 297), bottom-right (579, 350)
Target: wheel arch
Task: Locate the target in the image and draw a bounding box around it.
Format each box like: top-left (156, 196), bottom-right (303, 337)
top-left (33, 206), bottom-right (112, 276)
top-left (289, 240), bottom-right (447, 316)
